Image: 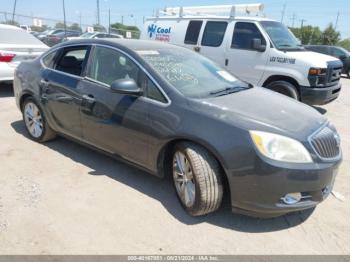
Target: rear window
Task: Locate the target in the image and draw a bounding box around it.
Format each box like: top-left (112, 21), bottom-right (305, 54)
top-left (0, 27), bottom-right (45, 45)
top-left (184, 21), bottom-right (203, 45)
top-left (201, 21), bottom-right (227, 47)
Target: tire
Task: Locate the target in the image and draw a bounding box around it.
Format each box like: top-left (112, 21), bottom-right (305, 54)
top-left (347, 69), bottom-right (350, 79)
top-left (266, 80), bottom-right (299, 100)
top-left (172, 142), bottom-right (223, 216)
top-left (22, 97), bottom-right (56, 142)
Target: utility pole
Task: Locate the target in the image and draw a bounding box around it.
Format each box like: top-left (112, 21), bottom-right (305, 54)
top-left (300, 19), bottom-right (306, 44)
top-left (62, 0), bottom-right (67, 38)
top-left (96, 0), bottom-right (100, 25)
top-left (335, 11), bottom-right (340, 29)
top-left (121, 15), bottom-right (124, 25)
top-left (108, 8), bottom-right (111, 35)
top-left (291, 13), bottom-right (297, 28)
top-left (280, 3), bottom-right (286, 24)
top-left (12, 0), bottom-right (17, 23)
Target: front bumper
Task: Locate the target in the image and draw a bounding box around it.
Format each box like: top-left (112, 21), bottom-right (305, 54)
top-left (227, 156), bottom-right (341, 218)
top-left (300, 82), bottom-right (341, 105)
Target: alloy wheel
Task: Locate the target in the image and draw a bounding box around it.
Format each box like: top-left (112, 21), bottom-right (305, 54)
top-left (24, 102), bottom-right (43, 138)
top-left (173, 151), bottom-right (196, 207)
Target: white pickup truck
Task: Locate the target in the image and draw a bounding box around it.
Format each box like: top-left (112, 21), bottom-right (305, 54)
top-left (141, 4), bottom-right (343, 105)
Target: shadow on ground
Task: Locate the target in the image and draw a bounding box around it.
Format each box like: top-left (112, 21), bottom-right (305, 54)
top-left (313, 106), bottom-right (327, 115)
top-left (11, 120), bottom-right (315, 233)
top-left (0, 83), bottom-right (14, 98)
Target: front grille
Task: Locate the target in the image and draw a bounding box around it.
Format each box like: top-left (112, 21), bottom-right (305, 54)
top-left (310, 126), bottom-right (340, 159)
top-left (329, 66), bottom-right (342, 83)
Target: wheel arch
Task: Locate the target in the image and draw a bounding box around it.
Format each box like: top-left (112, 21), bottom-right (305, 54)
top-left (156, 137), bottom-right (230, 195)
top-left (262, 75), bottom-right (300, 91)
top-left (19, 91), bottom-right (35, 112)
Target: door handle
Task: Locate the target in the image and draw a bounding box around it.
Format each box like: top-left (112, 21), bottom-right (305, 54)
top-left (225, 59), bottom-right (229, 66)
top-left (194, 46), bottom-right (201, 52)
top-left (81, 94), bottom-right (96, 111)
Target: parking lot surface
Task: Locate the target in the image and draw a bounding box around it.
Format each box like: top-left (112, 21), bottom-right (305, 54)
top-left (0, 79), bottom-right (349, 255)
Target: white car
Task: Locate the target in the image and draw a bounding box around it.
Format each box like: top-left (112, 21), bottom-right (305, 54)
top-left (67, 32), bottom-right (124, 41)
top-left (0, 24), bottom-right (49, 83)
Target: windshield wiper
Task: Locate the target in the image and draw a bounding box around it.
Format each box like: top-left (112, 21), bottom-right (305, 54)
top-left (209, 85), bottom-right (252, 97)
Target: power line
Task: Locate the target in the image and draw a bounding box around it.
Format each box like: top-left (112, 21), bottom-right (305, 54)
top-left (290, 13), bottom-right (297, 28)
top-left (280, 3), bottom-right (286, 23)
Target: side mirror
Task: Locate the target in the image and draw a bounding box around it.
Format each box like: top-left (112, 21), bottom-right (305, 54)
top-left (251, 38), bottom-right (266, 52)
top-left (110, 79), bottom-right (142, 96)
top-left (339, 55), bottom-right (347, 60)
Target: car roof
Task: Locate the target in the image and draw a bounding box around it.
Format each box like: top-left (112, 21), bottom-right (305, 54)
top-left (59, 38), bottom-right (180, 51)
top-left (0, 24), bottom-right (22, 30)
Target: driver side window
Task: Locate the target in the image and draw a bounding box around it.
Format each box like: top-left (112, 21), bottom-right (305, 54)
top-left (232, 22), bottom-right (266, 50)
top-left (87, 46), bottom-right (140, 86)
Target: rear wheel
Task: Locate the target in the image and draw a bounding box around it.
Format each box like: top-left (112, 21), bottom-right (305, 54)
top-left (22, 97), bottom-right (56, 142)
top-left (266, 80), bottom-right (299, 100)
top-left (172, 142), bottom-right (223, 216)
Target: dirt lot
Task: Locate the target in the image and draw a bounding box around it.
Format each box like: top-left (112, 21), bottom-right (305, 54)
top-left (0, 78), bottom-right (349, 255)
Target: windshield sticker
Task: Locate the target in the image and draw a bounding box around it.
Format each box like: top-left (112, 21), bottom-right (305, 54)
top-left (136, 50), bottom-right (160, 56)
top-left (270, 57), bottom-right (296, 64)
top-left (217, 71), bottom-right (236, 82)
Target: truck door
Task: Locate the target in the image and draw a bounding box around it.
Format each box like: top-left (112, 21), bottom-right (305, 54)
top-left (225, 21), bottom-right (270, 85)
top-left (197, 21), bottom-right (228, 67)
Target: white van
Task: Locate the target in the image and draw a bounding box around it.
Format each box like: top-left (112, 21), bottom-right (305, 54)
top-left (141, 4), bottom-right (343, 105)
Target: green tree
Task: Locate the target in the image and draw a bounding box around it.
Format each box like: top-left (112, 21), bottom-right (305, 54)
top-left (110, 22), bottom-right (140, 38)
top-left (1, 20), bottom-right (20, 26)
top-left (68, 23), bottom-right (82, 32)
top-left (93, 24), bottom-right (106, 32)
top-left (338, 39), bottom-right (350, 51)
top-left (54, 22), bottom-right (66, 29)
top-left (289, 26), bottom-right (322, 45)
top-left (31, 25), bottom-right (49, 32)
top-left (321, 23), bottom-right (340, 45)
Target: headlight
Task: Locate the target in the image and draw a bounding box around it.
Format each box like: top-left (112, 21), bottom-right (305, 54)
top-left (308, 67), bottom-right (327, 86)
top-left (250, 131), bottom-right (313, 163)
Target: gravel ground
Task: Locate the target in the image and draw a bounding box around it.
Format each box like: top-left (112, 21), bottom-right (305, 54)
top-left (0, 78), bottom-right (349, 255)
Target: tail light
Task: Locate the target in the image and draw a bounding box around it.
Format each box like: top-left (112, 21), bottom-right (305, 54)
top-left (0, 52), bottom-right (16, 62)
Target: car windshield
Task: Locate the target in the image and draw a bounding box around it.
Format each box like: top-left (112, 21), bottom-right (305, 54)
top-left (80, 32), bottom-right (95, 38)
top-left (260, 21), bottom-right (303, 51)
top-left (0, 28), bottom-right (46, 45)
top-left (138, 48), bottom-right (248, 98)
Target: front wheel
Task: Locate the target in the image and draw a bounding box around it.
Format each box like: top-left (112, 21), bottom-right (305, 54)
top-left (172, 142), bottom-right (223, 216)
top-left (22, 97), bottom-right (56, 142)
top-left (266, 81), bottom-right (299, 100)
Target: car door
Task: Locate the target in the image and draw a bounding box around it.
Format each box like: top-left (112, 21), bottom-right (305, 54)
top-left (198, 20), bottom-right (228, 67)
top-left (78, 45), bottom-right (156, 167)
top-left (41, 45), bottom-right (90, 139)
top-left (226, 21), bottom-right (270, 85)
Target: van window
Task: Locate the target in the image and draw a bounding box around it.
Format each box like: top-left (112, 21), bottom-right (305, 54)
top-left (184, 21), bottom-right (203, 45)
top-left (231, 22), bottom-right (266, 50)
top-left (331, 47), bottom-right (346, 58)
top-left (201, 21), bottom-right (227, 47)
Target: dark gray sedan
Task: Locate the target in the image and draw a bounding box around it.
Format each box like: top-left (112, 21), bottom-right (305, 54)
top-left (14, 39), bottom-right (342, 218)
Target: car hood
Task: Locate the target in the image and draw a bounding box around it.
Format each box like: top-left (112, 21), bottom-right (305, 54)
top-left (286, 50), bottom-right (340, 67)
top-left (193, 87), bottom-right (327, 140)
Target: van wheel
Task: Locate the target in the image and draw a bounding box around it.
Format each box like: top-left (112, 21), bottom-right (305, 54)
top-left (172, 142), bottom-right (223, 216)
top-left (266, 81), bottom-right (299, 100)
top-left (22, 97), bottom-right (57, 142)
